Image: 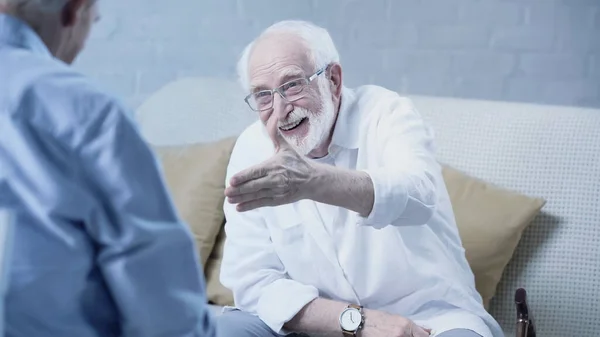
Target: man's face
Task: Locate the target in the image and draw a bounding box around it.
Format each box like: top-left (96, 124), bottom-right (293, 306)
top-left (57, 0), bottom-right (99, 64)
top-left (247, 33), bottom-right (337, 157)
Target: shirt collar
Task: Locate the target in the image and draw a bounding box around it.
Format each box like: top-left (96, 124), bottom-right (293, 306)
top-left (0, 13), bottom-right (52, 59)
top-left (329, 86), bottom-right (359, 150)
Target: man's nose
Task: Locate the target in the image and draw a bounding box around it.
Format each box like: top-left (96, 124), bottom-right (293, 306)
top-left (272, 92), bottom-right (293, 120)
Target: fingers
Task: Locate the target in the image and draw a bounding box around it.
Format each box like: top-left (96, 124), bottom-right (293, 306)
top-left (226, 186), bottom-right (287, 205)
top-left (229, 165), bottom-right (268, 187)
top-left (228, 189), bottom-right (276, 205)
top-left (414, 326), bottom-right (432, 337)
top-left (226, 174), bottom-right (289, 208)
top-left (236, 197), bottom-right (278, 212)
top-left (226, 175), bottom-right (277, 197)
top-left (226, 170), bottom-right (289, 200)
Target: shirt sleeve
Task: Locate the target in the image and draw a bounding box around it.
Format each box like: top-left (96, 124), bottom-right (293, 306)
top-left (220, 152), bottom-right (319, 334)
top-left (0, 88), bottom-right (214, 336)
top-left (357, 96), bottom-right (439, 229)
top-left (72, 98), bottom-right (218, 337)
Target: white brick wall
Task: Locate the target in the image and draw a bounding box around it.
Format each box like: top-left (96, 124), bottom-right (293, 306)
top-left (74, 0), bottom-right (600, 109)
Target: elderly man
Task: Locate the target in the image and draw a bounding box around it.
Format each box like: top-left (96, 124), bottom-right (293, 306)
top-left (218, 20), bottom-right (503, 337)
top-left (0, 1), bottom-right (215, 336)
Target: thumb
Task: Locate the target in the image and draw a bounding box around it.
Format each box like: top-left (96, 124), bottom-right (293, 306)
top-left (266, 115), bottom-right (293, 152)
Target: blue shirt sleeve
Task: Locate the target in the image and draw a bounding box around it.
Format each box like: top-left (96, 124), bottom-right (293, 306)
top-left (0, 94), bottom-right (216, 337)
top-left (72, 99), bottom-right (217, 337)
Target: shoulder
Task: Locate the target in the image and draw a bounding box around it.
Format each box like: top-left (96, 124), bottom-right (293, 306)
top-left (350, 85), bottom-right (434, 144)
top-left (27, 62), bottom-right (121, 119)
top-left (227, 120), bottom-right (274, 176)
top-left (353, 84), bottom-right (420, 121)
top-left (1, 52), bottom-right (135, 155)
top-left (7, 55), bottom-right (128, 139)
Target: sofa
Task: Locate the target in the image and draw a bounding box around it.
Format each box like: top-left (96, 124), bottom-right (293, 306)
top-left (135, 77), bottom-right (600, 337)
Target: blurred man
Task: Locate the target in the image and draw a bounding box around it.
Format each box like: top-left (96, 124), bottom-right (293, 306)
top-left (0, 1), bottom-right (215, 336)
top-left (218, 20), bottom-right (504, 337)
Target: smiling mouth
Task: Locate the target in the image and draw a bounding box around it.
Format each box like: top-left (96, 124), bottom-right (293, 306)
top-left (279, 117), bottom-right (307, 132)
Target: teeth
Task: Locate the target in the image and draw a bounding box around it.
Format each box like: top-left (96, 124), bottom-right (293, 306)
top-left (280, 118), bottom-right (303, 131)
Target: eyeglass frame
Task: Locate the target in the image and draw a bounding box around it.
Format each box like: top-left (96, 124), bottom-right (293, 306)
top-left (243, 65), bottom-right (329, 112)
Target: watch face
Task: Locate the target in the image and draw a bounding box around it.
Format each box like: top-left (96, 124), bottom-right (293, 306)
top-left (340, 308), bottom-right (361, 331)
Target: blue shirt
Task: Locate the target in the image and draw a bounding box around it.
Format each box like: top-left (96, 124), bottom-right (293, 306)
top-left (0, 14), bottom-right (216, 337)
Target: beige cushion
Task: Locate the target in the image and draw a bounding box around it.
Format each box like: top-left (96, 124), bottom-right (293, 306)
top-left (153, 137), bottom-right (237, 267)
top-left (205, 226), bottom-right (235, 306)
top-left (441, 164), bottom-right (546, 309)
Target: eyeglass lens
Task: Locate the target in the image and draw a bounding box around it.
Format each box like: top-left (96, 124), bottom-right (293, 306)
top-left (248, 78), bottom-right (309, 111)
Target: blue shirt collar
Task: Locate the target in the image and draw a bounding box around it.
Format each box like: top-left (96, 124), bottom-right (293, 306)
top-left (0, 13), bottom-right (53, 58)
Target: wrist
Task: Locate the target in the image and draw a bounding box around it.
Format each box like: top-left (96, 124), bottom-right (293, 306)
top-left (361, 308), bottom-right (378, 328)
top-left (305, 161), bottom-right (332, 202)
top-left (357, 309), bottom-right (383, 337)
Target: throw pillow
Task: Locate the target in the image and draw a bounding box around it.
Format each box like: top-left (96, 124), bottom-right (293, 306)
top-left (441, 164), bottom-right (546, 310)
top-left (205, 225), bottom-right (235, 306)
top-left (153, 137), bottom-right (237, 267)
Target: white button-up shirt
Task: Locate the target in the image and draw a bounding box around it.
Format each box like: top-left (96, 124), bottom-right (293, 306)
top-left (221, 85), bottom-right (503, 337)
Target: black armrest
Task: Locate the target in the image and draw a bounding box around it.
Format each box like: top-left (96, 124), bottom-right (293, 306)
top-left (514, 288), bottom-right (536, 337)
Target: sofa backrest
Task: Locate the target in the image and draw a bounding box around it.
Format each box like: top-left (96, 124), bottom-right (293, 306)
top-left (137, 77), bottom-right (600, 337)
top-left (136, 77), bottom-right (255, 146)
top-left (412, 97), bottom-right (600, 337)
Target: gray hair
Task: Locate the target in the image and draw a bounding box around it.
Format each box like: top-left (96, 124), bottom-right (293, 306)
top-left (236, 20), bottom-right (341, 93)
top-left (0, 0), bottom-right (69, 11)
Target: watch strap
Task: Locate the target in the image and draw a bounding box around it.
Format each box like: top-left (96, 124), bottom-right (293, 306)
top-left (348, 304), bottom-right (363, 311)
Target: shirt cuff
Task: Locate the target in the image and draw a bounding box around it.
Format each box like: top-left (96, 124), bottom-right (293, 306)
top-left (256, 279), bottom-right (320, 334)
top-left (356, 169), bottom-right (408, 228)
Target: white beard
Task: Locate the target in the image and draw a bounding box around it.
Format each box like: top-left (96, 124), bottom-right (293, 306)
top-left (279, 79), bottom-right (337, 156)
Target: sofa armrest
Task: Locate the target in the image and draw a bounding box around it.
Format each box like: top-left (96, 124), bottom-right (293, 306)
top-left (515, 288), bottom-right (536, 337)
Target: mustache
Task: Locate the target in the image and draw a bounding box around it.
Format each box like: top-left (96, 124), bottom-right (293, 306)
top-left (277, 108), bottom-right (312, 127)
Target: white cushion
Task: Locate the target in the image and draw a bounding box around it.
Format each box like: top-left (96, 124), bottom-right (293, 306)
top-left (136, 77), bottom-right (256, 146)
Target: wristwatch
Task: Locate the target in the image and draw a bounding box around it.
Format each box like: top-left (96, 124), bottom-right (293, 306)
top-left (339, 303), bottom-right (365, 336)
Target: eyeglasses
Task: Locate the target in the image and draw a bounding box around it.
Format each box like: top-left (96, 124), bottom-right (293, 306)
top-left (244, 65), bottom-right (327, 112)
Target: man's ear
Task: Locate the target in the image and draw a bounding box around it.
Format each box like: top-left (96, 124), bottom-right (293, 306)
top-left (60, 0), bottom-right (86, 27)
top-left (328, 63), bottom-right (343, 100)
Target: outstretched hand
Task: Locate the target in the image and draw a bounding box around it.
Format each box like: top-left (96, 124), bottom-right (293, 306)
top-left (225, 116), bottom-right (319, 212)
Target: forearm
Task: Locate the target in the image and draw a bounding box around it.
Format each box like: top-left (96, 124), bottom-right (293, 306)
top-left (309, 163), bottom-right (375, 217)
top-left (284, 297), bottom-right (348, 336)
